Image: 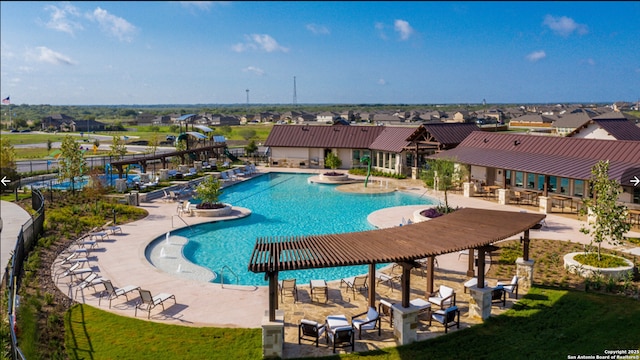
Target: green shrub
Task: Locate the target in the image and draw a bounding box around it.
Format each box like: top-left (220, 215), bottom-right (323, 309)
top-left (573, 253), bottom-right (629, 268)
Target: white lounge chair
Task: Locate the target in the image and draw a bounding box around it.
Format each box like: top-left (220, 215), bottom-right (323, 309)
top-left (99, 280), bottom-right (141, 308)
top-left (57, 262), bottom-right (93, 283)
top-left (135, 289), bottom-right (176, 319)
top-left (351, 307), bottom-right (381, 339)
top-left (340, 275), bottom-right (368, 295)
top-left (74, 272), bottom-right (106, 300)
top-left (375, 272), bottom-right (400, 291)
top-left (496, 275), bottom-right (519, 299)
top-left (428, 285), bottom-right (456, 309)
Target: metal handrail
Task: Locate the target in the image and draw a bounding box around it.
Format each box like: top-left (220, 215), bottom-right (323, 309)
top-left (171, 215), bottom-right (194, 233)
top-left (219, 265), bottom-right (239, 288)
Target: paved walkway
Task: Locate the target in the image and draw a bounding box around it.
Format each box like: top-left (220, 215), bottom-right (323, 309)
top-left (1, 200), bottom-right (32, 282)
top-left (51, 168), bottom-right (640, 357)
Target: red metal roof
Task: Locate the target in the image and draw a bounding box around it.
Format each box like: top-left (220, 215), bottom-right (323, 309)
top-left (422, 123), bottom-right (480, 147)
top-left (430, 131), bottom-right (640, 181)
top-left (368, 127), bottom-right (416, 152)
top-left (263, 125), bottom-right (385, 149)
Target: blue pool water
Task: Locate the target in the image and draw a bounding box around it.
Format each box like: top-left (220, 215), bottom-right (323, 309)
top-left (169, 173), bottom-right (436, 286)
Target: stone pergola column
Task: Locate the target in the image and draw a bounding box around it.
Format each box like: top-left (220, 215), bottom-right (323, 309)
top-left (468, 246), bottom-right (491, 321)
top-left (517, 229), bottom-right (534, 291)
top-left (463, 182), bottom-right (475, 197)
top-left (261, 309), bottom-right (284, 358)
top-left (498, 188), bottom-right (510, 205)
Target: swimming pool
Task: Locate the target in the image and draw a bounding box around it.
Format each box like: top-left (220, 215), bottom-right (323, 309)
top-left (149, 172), bottom-right (436, 286)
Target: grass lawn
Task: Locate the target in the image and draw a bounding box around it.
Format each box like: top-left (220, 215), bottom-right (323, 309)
top-left (65, 304), bottom-right (262, 360)
top-left (65, 287), bottom-right (640, 359)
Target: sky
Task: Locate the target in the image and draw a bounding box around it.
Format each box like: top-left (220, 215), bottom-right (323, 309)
top-left (1, 1), bottom-right (639, 106)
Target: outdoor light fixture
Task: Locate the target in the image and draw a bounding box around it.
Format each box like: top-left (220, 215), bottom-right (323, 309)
top-left (514, 140), bottom-right (521, 146)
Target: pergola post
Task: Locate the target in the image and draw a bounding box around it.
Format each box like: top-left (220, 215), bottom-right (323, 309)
top-left (426, 256), bottom-right (435, 295)
top-left (400, 262), bottom-right (412, 308)
top-left (522, 229), bottom-right (530, 261)
top-left (368, 264), bottom-right (376, 308)
top-left (262, 271), bottom-right (284, 358)
top-left (467, 248), bottom-right (475, 277)
top-left (392, 261), bottom-right (420, 345)
top-left (518, 229), bottom-right (535, 292)
top-left (468, 246), bottom-right (492, 321)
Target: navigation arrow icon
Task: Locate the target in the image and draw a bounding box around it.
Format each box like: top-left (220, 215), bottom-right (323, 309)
top-left (0, 176), bottom-right (9, 186)
top-left (631, 176), bottom-right (640, 187)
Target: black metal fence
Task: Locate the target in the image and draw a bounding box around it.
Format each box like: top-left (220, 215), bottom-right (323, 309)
top-left (3, 189), bottom-right (45, 360)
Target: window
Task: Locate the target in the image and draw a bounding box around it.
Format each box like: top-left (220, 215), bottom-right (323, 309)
top-left (538, 175), bottom-right (545, 191)
top-left (574, 180), bottom-right (584, 197)
top-left (560, 178), bottom-right (569, 195)
top-left (515, 171), bottom-right (524, 187)
top-left (548, 176), bottom-right (557, 193)
top-left (634, 187), bottom-right (640, 204)
top-left (505, 170), bottom-right (512, 187)
top-left (527, 173), bottom-right (536, 189)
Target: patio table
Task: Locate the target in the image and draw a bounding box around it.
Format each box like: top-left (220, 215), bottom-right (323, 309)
top-left (551, 195), bottom-right (572, 213)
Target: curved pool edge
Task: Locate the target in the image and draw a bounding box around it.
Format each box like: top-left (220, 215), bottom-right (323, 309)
top-left (143, 206), bottom-right (252, 283)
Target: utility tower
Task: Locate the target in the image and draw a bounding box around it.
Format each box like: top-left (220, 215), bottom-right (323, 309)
top-left (293, 76), bottom-right (297, 106)
top-left (246, 89), bottom-right (250, 107)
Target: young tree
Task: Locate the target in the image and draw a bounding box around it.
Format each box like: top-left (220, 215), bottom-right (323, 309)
top-left (579, 160), bottom-right (630, 260)
top-left (147, 132), bottom-right (160, 155)
top-left (59, 135), bottom-right (87, 192)
top-left (109, 135), bottom-right (127, 160)
top-left (244, 140), bottom-right (258, 157)
top-left (324, 152), bottom-right (342, 170)
top-left (0, 138), bottom-right (17, 190)
top-left (420, 158), bottom-right (464, 212)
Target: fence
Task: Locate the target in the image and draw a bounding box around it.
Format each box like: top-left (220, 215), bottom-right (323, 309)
top-left (3, 189), bottom-right (45, 360)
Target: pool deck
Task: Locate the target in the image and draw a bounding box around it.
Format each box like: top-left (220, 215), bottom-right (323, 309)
top-left (52, 167), bottom-right (640, 357)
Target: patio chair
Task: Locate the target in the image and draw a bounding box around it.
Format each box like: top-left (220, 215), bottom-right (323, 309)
top-left (135, 289), bottom-right (176, 319)
top-left (409, 298), bottom-right (432, 317)
top-left (428, 285), bottom-right (456, 309)
top-left (429, 306), bottom-right (460, 333)
top-left (278, 279), bottom-right (298, 303)
top-left (496, 275), bottom-right (519, 299)
top-left (298, 319), bottom-right (326, 347)
top-left (491, 285), bottom-right (506, 307)
top-left (327, 326), bottom-right (354, 353)
top-left (340, 275), bottom-right (368, 295)
top-left (351, 307), bottom-right (381, 339)
top-left (98, 280), bottom-right (140, 308)
top-left (162, 190), bottom-right (173, 202)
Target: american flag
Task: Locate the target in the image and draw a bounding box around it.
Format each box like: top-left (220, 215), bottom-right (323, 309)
top-left (1, 96), bottom-right (9, 105)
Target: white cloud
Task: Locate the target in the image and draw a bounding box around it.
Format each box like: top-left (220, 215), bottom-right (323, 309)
top-left (44, 3), bottom-right (83, 35)
top-left (543, 15), bottom-right (588, 37)
top-left (179, 1), bottom-right (230, 11)
top-left (583, 58), bottom-right (596, 66)
top-left (378, 78), bottom-right (386, 85)
top-left (232, 34), bottom-right (288, 53)
top-left (526, 50), bottom-right (546, 62)
top-left (87, 7), bottom-right (137, 42)
top-left (28, 46), bottom-right (77, 65)
top-left (306, 23), bottom-right (330, 35)
top-left (18, 66), bottom-right (35, 73)
top-left (394, 19), bottom-right (414, 40)
top-left (243, 66), bottom-right (265, 76)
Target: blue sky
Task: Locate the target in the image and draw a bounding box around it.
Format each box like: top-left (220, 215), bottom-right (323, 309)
top-left (1, 1), bottom-right (639, 105)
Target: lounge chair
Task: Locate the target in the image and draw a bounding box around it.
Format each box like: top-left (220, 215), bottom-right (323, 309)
top-left (429, 306), bottom-right (460, 333)
top-left (74, 272), bottom-right (106, 300)
top-left (298, 319), bottom-right (326, 347)
top-left (135, 289), bottom-right (176, 319)
top-left (162, 190), bottom-right (173, 202)
top-left (340, 275), bottom-right (368, 295)
top-left (496, 275), bottom-right (519, 299)
top-left (351, 307), bottom-right (381, 339)
top-left (99, 280), bottom-right (141, 308)
top-left (278, 279), bottom-right (298, 303)
top-left (220, 172), bottom-right (233, 183)
top-left (57, 262), bottom-right (93, 283)
top-left (428, 285), bottom-right (456, 309)
top-left (375, 272), bottom-right (400, 291)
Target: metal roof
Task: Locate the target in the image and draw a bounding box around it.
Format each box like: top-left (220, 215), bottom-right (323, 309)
top-left (248, 208), bottom-right (544, 273)
top-left (421, 123), bottom-right (480, 147)
top-left (193, 125), bottom-right (214, 133)
top-left (368, 127), bottom-right (416, 152)
top-left (263, 125), bottom-right (385, 149)
top-left (591, 119), bottom-right (640, 141)
top-left (430, 131), bottom-right (640, 181)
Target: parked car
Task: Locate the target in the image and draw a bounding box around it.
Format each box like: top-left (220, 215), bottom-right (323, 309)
top-left (166, 135), bottom-right (176, 142)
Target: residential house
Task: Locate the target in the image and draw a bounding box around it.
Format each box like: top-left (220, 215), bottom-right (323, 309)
top-left (509, 114), bottom-right (556, 128)
top-left (452, 111), bottom-right (470, 123)
top-left (316, 111), bottom-right (339, 123)
top-left (41, 114), bottom-right (75, 132)
top-left (552, 111), bottom-right (596, 136)
top-left (566, 112), bottom-right (640, 140)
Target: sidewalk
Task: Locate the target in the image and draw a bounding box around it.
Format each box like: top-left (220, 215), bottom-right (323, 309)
top-left (1, 200), bottom-right (33, 281)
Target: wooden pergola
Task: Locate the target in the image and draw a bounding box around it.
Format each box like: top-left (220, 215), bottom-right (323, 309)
top-left (248, 208), bottom-right (545, 321)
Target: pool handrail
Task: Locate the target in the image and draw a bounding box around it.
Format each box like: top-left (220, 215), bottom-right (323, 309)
top-left (220, 265), bottom-right (239, 288)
